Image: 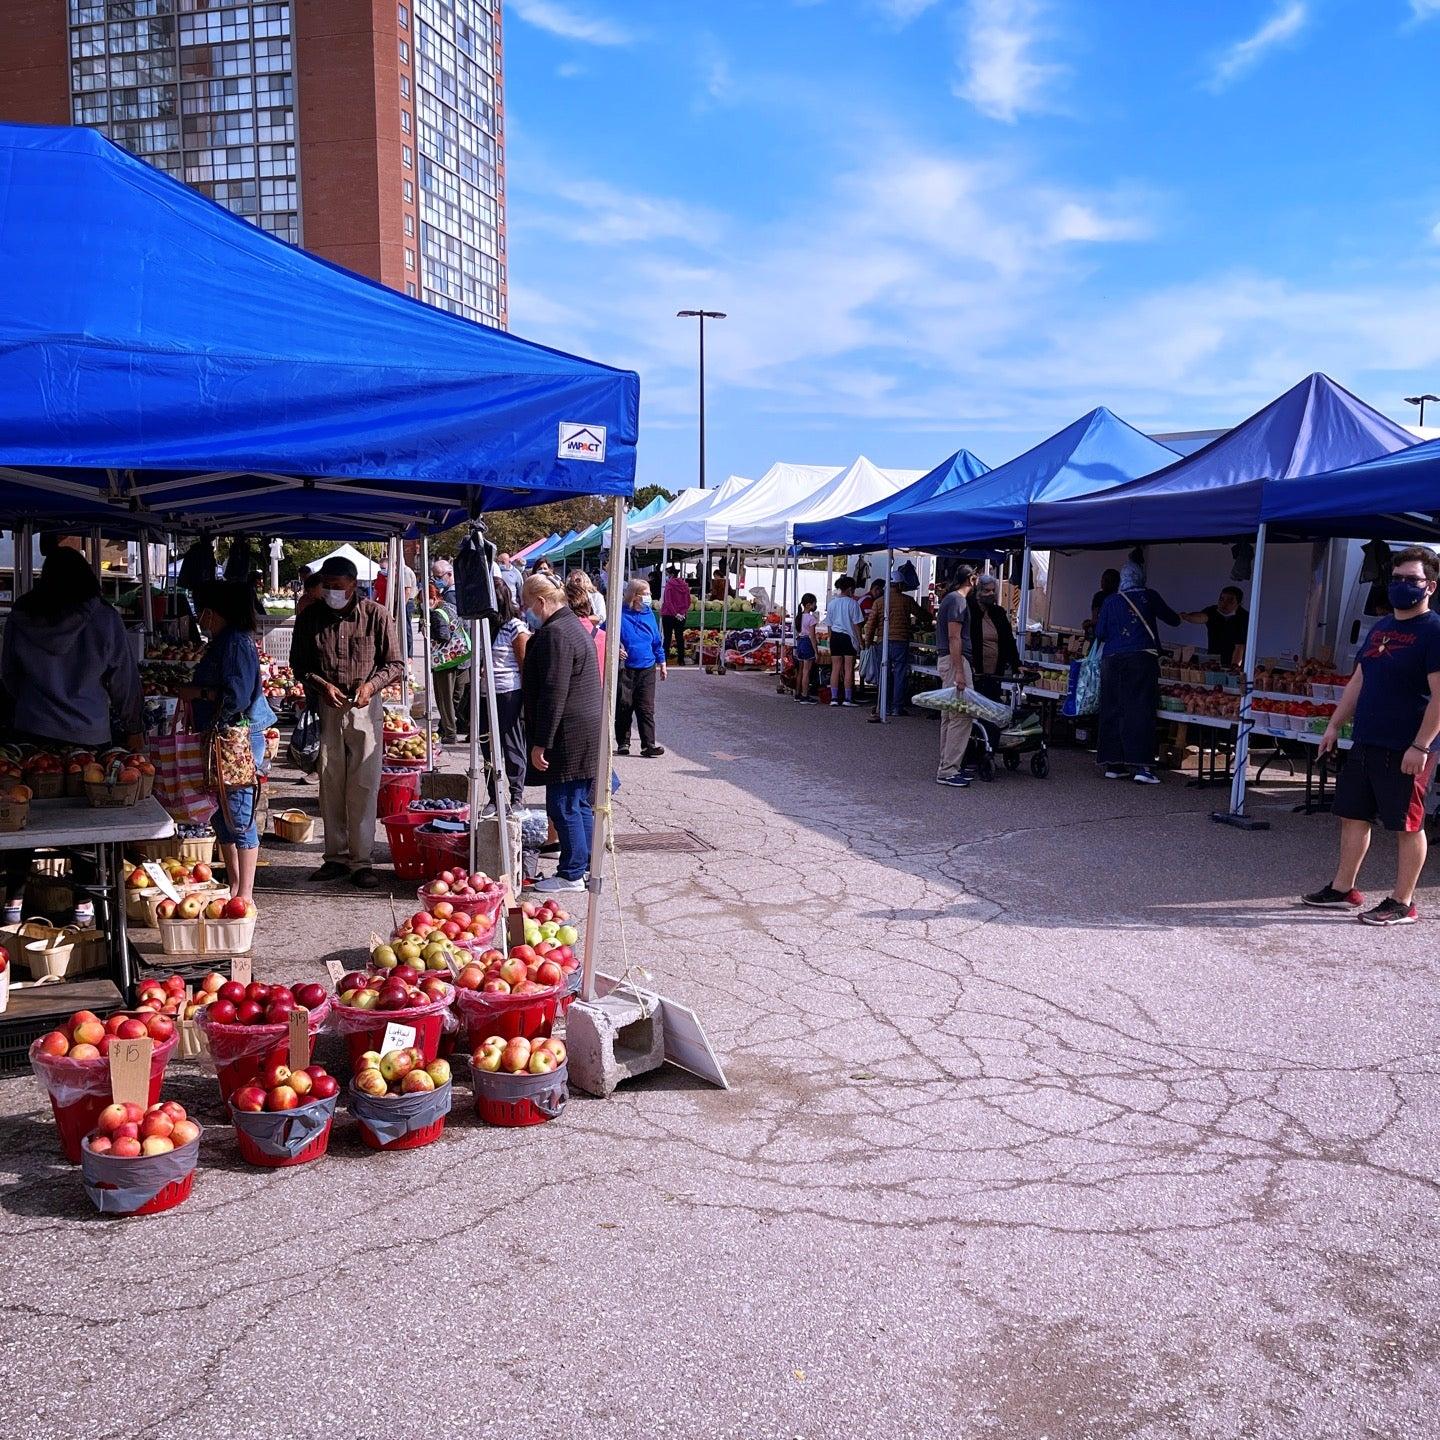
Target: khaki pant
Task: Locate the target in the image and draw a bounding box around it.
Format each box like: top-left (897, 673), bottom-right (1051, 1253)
top-left (318, 698), bottom-right (383, 866)
top-left (938, 654), bottom-right (974, 779)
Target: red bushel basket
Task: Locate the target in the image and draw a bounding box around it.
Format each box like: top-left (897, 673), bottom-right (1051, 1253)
top-left (471, 1060), bottom-right (568, 1128)
top-left (377, 768), bottom-right (421, 819)
top-left (230, 1094), bottom-right (337, 1168)
top-left (382, 812), bottom-right (430, 880)
top-left (80, 1131), bottom-right (200, 1215)
top-left (31, 1033), bottom-right (180, 1164)
top-left (348, 1078), bottom-right (452, 1151)
top-left (454, 983), bottom-right (562, 1045)
top-left (416, 824), bottom-right (470, 879)
top-left (332, 988), bottom-right (456, 1068)
top-left (195, 998), bottom-right (332, 1106)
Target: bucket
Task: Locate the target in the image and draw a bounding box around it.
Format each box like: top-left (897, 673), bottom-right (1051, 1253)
top-left (377, 768), bottom-right (420, 819)
top-left (334, 996), bottom-right (452, 1069)
top-left (197, 998), bottom-right (331, 1104)
top-left (382, 812), bottom-right (430, 880)
top-left (349, 1079), bottom-right (452, 1151)
top-left (230, 1095), bottom-right (337, 1168)
top-left (454, 983), bottom-right (561, 1046)
top-left (471, 1061), bottom-right (568, 1128)
top-left (416, 825), bottom-right (471, 879)
top-left (32, 1032), bottom-right (179, 1164)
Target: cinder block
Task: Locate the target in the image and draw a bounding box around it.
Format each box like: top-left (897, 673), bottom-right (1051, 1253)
top-left (565, 991), bottom-right (666, 1097)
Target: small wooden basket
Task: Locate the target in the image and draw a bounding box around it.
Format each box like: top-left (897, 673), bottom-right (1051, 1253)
top-left (0, 798), bottom-right (29, 833)
top-left (86, 778), bottom-right (141, 808)
top-left (273, 809), bottom-right (315, 844)
top-left (24, 770), bottom-right (63, 800)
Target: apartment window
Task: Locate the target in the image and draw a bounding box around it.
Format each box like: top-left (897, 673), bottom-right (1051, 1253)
top-left (404, 247), bottom-right (415, 270)
top-left (401, 75), bottom-right (411, 98)
top-left (399, 4), bottom-right (410, 27)
top-left (403, 178), bottom-right (414, 202)
top-left (406, 281), bottom-right (417, 296)
top-left (404, 213), bottom-right (415, 236)
top-left (399, 39), bottom-right (410, 62)
top-left (402, 145), bottom-right (412, 167)
top-left (401, 110), bottom-right (411, 133)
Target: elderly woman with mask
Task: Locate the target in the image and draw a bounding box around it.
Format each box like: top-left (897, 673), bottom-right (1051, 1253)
top-left (966, 573), bottom-right (1020, 692)
top-left (616, 579), bottom-right (667, 757)
top-left (1093, 560), bottom-right (1181, 785)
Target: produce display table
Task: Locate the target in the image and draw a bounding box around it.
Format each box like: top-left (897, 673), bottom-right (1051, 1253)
top-left (0, 796), bottom-right (174, 1001)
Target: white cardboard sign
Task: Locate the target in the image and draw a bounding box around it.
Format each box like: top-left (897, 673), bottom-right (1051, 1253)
top-left (380, 1022), bottom-right (417, 1054)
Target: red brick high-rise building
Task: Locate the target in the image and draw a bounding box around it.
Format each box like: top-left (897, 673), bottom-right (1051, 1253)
top-left (0, 0), bottom-right (507, 328)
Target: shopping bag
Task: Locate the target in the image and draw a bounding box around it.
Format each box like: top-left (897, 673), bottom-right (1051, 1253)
top-left (432, 610), bottom-right (472, 672)
top-left (1070, 641), bottom-right (1103, 717)
top-left (152, 724), bottom-right (215, 825)
top-left (288, 708), bottom-right (321, 775)
top-left (859, 644), bottom-right (880, 687)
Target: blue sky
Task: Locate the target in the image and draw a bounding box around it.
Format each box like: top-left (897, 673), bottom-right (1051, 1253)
top-left (501, 0), bottom-right (1440, 489)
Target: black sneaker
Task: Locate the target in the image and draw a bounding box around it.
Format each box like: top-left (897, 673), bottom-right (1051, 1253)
top-left (1103, 767), bottom-right (1128, 780)
top-left (1300, 884), bottom-right (1363, 910)
top-left (641, 745), bottom-right (666, 758)
top-left (935, 773), bottom-right (971, 788)
top-left (614, 745), bottom-right (630, 756)
top-left (1359, 897), bottom-right (1418, 927)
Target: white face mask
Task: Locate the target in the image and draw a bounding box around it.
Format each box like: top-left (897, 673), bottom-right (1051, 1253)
top-left (323, 588), bottom-right (350, 610)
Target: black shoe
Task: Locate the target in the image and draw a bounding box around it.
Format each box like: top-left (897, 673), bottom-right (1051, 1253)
top-left (641, 745), bottom-right (665, 758)
top-left (350, 867), bottom-right (381, 890)
top-left (309, 861), bottom-right (350, 882)
top-left (614, 745), bottom-right (631, 756)
top-left (1300, 884), bottom-right (1363, 909)
top-left (1358, 896), bottom-right (1417, 926)
top-left (539, 842), bottom-right (561, 856)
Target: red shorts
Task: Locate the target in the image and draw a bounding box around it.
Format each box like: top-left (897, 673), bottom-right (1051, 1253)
top-left (1332, 744), bottom-right (1438, 833)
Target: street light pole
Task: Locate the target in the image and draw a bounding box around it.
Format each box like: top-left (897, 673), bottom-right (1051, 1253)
top-left (677, 309), bottom-right (725, 489)
top-left (1404, 393), bottom-right (1439, 428)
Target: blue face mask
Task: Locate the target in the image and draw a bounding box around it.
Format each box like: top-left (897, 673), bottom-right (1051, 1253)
top-left (525, 608), bottom-right (544, 630)
top-left (1389, 578), bottom-right (1429, 612)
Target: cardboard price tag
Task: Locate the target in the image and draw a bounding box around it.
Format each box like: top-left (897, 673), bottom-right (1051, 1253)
top-left (141, 861), bottom-right (182, 903)
top-left (109, 1036), bottom-right (154, 1108)
top-left (324, 959), bottom-right (347, 986)
top-left (505, 907), bottom-right (525, 950)
top-left (380, 1022), bottom-right (417, 1054)
top-left (287, 1009), bottom-right (311, 1069)
top-left (229, 954), bottom-right (253, 986)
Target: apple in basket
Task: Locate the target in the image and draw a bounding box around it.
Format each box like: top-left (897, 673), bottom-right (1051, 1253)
top-left (223, 896), bottom-right (256, 920)
top-left (177, 895), bottom-right (205, 920)
top-left (354, 1047), bottom-right (447, 1097)
top-left (86, 1101), bottom-right (197, 1156)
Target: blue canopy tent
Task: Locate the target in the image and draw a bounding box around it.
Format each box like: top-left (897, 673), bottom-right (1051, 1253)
top-left (1023, 375), bottom-right (1416, 828)
top-left (1027, 374), bottom-right (1415, 547)
top-left (0, 123), bottom-right (639, 532)
top-left (0, 123), bottom-right (641, 1004)
top-left (792, 449), bottom-right (991, 553)
top-left (1262, 434), bottom-right (1440, 540)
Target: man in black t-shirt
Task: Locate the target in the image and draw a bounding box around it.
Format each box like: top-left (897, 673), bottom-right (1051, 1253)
top-left (1180, 585), bottom-right (1248, 665)
top-left (1302, 546), bottom-right (1440, 926)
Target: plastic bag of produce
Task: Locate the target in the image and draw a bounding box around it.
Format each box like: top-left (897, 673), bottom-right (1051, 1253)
top-left (911, 686), bottom-right (1012, 725)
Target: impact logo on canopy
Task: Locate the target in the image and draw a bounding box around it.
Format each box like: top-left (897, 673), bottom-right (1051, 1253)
top-left (558, 423), bottom-right (607, 463)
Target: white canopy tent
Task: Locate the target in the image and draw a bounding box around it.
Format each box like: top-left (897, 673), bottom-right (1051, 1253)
top-left (724, 456), bottom-right (924, 550)
top-left (660, 474), bottom-right (757, 549)
top-left (626, 487), bottom-right (705, 547)
top-left (700, 462), bottom-right (845, 547)
top-left (314, 542), bottom-right (381, 583)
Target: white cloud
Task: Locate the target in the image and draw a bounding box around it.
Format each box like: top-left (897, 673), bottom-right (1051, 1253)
top-left (556, 61), bottom-right (586, 79)
top-left (1207, 2), bottom-right (1307, 90)
top-left (953, 0), bottom-right (1065, 123)
top-left (506, 0), bottom-right (632, 47)
top-left (525, 177), bottom-right (723, 247)
top-left (1410, 0), bottom-right (1440, 18)
top-left (881, 0), bottom-right (944, 19)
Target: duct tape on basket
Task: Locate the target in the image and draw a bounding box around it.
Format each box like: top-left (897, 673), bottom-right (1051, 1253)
top-left (229, 1094), bottom-right (337, 1158)
top-left (81, 1135), bottom-right (198, 1214)
top-left (911, 685), bottom-right (1013, 726)
top-left (347, 1080), bottom-right (452, 1145)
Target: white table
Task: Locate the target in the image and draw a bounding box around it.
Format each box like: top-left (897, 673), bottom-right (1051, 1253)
top-left (0, 796), bottom-right (175, 997)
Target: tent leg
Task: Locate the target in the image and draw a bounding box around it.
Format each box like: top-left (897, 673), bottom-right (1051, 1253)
top-left (1214, 523), bottom-right (1270, 831)
top-left (420, 532), bottom-right (435, 772)
top-left (1017, 542), bottom-right (1032, 638)
top-left (468, 619), bottom-right (482, 874)
top-left (478, 613), bottom-right (511, 892)
top-left (880, 548), bottom-right (893, 725)
top-left (581, 496), bottom-right (626, 1003)
top-left (138, 530), bottom-right (154, 638)
top-left (90, 526), bottom-right (103, 578)
top-left (16, 524), bottom-right (32, 596)
top-left (719, 549), bottom-right (732, 673)
top-left (700, 543), bottom-right (710, 672)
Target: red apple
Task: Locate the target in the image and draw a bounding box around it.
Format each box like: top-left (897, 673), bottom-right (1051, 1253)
top-left (223, 896), bottom-right (249, 920)
top-left (145, 1015), bottom-right (175, 1044)
top-left (293, 982), bottom-right (326, 1010)
top-left (88, 1135), bottom-right (113, 1154)
top-left (219, 980), bottom-right (246, 1006)
top-left (116, 1017), bottom-right (148, 1040)
top-left (258, 1058), bottom-right (291, 1089)
top-left (36, 1030), bottom-right (69, 1056)
top-left (209, 999), bottom-right (238, 1024)
top-left (170, 1119), bottom-right (200, 1146)
top-left (287, 1068), bottom-right (313, 1098)
top-left (96, 1103), bottom-right (129, 1134)
top-left (310, 1073), bottom-right (340, 1100)
top-left (68, 1043), bottom-right (100, 1060)
top-left (141, 1135), bottom-right (175, 1156)
top-left (235, 1000), bottom-right (264, 1025)
top-left (232, 1084), bottom-right (267, 1112)
top-left (111, 1136), bottom-right (142, 1158)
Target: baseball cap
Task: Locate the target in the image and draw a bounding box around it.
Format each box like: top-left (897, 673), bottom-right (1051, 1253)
top-left (317, 556), bottom-right (358, 582)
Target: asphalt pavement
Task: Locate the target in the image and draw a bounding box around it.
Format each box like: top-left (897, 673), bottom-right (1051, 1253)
top-left (1, 666), bottom-right (1436, 1439)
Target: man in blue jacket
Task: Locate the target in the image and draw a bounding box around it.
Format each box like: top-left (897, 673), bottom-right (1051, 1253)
top-left (616, 579), bottom-right (668, 757)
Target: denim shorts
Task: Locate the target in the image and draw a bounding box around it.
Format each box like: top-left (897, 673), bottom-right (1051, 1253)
top-left (795, 637), bottom-right (816, 662)
top-left (212, 729), bottom-right (269, 849)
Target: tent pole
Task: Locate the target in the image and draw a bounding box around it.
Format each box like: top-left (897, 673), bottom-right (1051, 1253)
top-left (700, 542), bottom-right (710, 672)
top-left (91, 526), bottom-right (103, 579)
top-left (478, 611), bottom-right (511, 892)
top-left (138, 530), bottom-right (154, 639)
top-left (719, 548), bottom-right (732, 673)
top-left (16, 524), bottom-right (32, 596)
top-left (393, 535), bottom-right (411, 736)
top-left (420, 532), bottom-right (435, 773)
top-left (468, 618), bottom-right (482, 874)
top-left (581, 496), bottom-right (626, 1003)
top-left (1214, 523), bottom-right (1270, 831)
top-left (880, 548), bottom-right (893, 725)
top-left (1017, 542), bottom-right (1032, 638)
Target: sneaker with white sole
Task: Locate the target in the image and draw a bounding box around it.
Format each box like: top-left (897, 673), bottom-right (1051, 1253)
top-left (1300, 884), bottom-right (1363, 910)
top-left (1133, 768), bottom-right (1160, 785)
top-left (1358, 897), bottom-right (1418, 926)
top-left (533, 874), bottom-right (585, 893)
top-left (1103, 767), bottom-right (1128, 780)
top-left (936, 773), bottom-right (971, 788)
